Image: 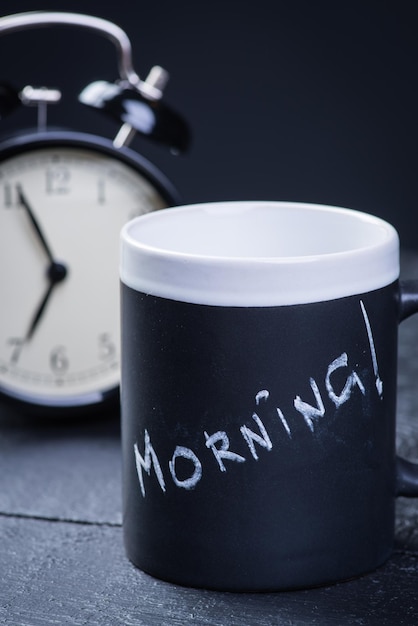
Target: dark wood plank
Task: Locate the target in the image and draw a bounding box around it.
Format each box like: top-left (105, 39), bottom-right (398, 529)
top-left (0, 515), bottom-right (417, 626)
top-left (0, 405), bottom-right (122, 525)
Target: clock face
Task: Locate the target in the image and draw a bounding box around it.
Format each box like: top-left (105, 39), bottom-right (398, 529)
top-left (0, 139), bottom-right (171, 408)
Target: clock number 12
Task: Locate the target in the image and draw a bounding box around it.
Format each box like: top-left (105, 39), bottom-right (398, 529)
top-left (46, 167), bottom-right (71, 194)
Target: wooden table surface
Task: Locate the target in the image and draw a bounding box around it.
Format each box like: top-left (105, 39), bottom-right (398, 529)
top-left (1, 253), bottom-right (418, 626)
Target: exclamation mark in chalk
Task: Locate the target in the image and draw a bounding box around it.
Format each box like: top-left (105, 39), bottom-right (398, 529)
top-left (360, 300), bottom-right (383, 398)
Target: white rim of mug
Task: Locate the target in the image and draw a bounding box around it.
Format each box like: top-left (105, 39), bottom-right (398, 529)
top-left (120, 201), bottom-right (400, 307)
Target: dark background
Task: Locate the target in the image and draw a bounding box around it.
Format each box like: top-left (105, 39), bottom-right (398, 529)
top-left (1, 1), bottom-right (417, 247)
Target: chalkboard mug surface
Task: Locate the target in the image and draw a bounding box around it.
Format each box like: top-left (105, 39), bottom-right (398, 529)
top-left (120, 201), bottom-right (418, 591)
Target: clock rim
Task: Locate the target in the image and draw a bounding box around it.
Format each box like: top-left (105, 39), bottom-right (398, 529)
top-left (0, 129), bottom-right (181, 413)
top-left (0, 129), bottom-right (182, 207)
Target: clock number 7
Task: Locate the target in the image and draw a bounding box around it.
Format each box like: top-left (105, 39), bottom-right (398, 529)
top-left (7, 337), bottom-right (24, 364)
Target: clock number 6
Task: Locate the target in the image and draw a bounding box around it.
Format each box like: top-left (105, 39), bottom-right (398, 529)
top-left (50, 346), bottom-right (69, 374)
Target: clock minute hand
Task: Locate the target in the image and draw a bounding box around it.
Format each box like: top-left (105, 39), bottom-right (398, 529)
top-left (26, 280), bottom-right (55, 342)
top-left (17, 184), bottom-right (55, 264)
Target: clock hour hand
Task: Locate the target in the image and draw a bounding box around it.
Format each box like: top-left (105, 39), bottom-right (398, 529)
top-left (25, 262), bottom-right (68, 341)
top-left (17, 184), bottom-right (55, 264)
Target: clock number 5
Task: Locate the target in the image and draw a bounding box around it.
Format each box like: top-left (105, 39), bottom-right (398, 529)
top-left (98, 333), bottom-right (116, 360)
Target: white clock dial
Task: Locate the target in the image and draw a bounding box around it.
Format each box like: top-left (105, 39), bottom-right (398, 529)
top-left (0, 141), bottom-right (171, 407)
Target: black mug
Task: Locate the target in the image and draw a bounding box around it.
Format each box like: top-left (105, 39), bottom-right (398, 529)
top-left (120, 201), bottom-right (418, 591)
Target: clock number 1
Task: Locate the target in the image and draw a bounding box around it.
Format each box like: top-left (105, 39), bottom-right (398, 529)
top-left (97, 179), bottom-right (106, 205)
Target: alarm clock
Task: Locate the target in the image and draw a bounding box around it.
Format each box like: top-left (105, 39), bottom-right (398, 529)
top-left (0, 11), bottom-right (190, 413)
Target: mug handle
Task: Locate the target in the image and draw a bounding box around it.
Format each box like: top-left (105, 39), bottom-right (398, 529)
top-left (396, 279), bottom-right (418, 496)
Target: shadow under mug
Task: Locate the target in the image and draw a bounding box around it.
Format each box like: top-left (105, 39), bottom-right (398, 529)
top-left (120, 201), bottom-right (418, 591)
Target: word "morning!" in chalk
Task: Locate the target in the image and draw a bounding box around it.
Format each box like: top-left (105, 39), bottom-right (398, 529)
top-left (134, 300), bottom-right (382, 497)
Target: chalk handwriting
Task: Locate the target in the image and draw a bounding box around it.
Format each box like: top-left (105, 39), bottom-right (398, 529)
top-left (277, 408), bottom-right (292, 438)
top-left (204, 431), bottom-right (246, 472)
top-left (240, 413), bottom-right (273, 460)
top-left (360, 299), bottom-right (383, 397)
top-left (294, 378), bottom-right (325, 432)
top-left (169, 446), bottom-right (202, 490)
top-left (325, 353), bottom-right (365, 407)
top-left (255, 389), bottom-right (269, 405)
top-left (133, 300), bottom-right (382, 497)
top-left (134, 431), bottom-right (166, 497)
